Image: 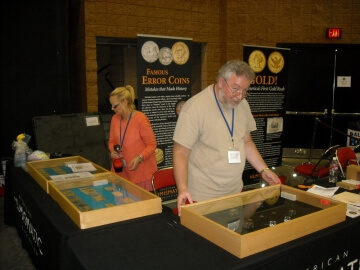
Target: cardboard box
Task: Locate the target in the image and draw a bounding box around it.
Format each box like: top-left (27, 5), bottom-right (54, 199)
top-left (181, 185), bottom-right (346, 258)
top-left (336, 181), bottom-right (360, 190)
top-left (32, 112), bottom-right (112, 169)
top-left (48, 172), bottom-right (162, 229)
top-left (27, 156), bottom-right (108, 193)
top-left (346, 165), bottom-right (360, 180)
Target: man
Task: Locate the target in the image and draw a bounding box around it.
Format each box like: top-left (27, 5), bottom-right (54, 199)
top-left (173, 60), bottom-right (280, 215)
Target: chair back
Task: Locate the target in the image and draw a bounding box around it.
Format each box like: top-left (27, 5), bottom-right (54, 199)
top-left (294, 145), bottom-right (340, 184)
top-left (151, 167), bottom-right (178, 202)
top-left (354, 144), bottom-right (360, 153)
top-left (322, 145), bottom-right (341, 160)
top-left (336, 147), bottom-right (359, 178)
top-left (307, 145), bottom-right (340, 176)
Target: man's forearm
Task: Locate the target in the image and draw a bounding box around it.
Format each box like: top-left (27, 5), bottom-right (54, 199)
top-left (173, 142), bottom-right (190, 193)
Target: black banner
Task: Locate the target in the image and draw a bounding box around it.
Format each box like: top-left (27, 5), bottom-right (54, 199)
top-left (137, 35), bottom-right (192, 168)
top-left (243, 45), bottom-right (289, 186)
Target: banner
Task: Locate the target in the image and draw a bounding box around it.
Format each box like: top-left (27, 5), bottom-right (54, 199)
top-left (347, 122), bottom-right (360, 160)
top-left (137, 34), bottom-right (192, 168)
top-left (243, 45), bottom-right (289, 186)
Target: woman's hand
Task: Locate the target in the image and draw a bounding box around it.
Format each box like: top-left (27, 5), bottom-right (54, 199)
top-left (110, 151), bottom-right (121, 160)
top-left (128, 155), bottom-right (142, 171)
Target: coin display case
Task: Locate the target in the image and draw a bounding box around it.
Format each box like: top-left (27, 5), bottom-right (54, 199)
top-left (48, 172), bottom-right (162, 229)
top-left (346, 165), bottom-right (360, 180)
top-left (27, 156), bottom-right (108, 193)
top-left (180, 184), bottom-right (346, 258)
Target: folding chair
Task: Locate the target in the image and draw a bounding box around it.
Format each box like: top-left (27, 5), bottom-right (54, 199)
top-left (294, 145), bottom-right (340, 184)
top-left (353, 144), bottom-right (360, 153)
top-left (151, 167), bottom-right (178, 214)
top-left (335, 147), bottom-right (359, 179)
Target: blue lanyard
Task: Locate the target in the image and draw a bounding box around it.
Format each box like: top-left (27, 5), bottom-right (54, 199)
top-left (213, 84), bottom-right (234, 145)
top-left (119, 110), bottom-right (133, 152)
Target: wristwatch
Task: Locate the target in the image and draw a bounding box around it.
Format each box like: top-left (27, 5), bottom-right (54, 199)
top-left (260, 167), bottom-right (270, 174)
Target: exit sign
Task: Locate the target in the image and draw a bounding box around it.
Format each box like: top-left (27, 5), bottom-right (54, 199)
top-left (326, 28), bottom-right (341, 39)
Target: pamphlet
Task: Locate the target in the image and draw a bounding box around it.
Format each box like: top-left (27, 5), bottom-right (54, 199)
top-left (333, 191), bottom-right (360, 218)
top-left (67, 163), bottom-right (97, 172)
top-left (50, 172), bottom-right (94, 181)
top-left (306, 185), bottom-right (339, 198)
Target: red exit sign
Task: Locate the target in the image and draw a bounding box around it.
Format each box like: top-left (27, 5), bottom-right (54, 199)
top-left (326, 28), bottom-right (341, 39)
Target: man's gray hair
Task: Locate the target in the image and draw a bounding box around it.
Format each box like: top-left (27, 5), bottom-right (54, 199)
top-left (217, 60), bottom-right (255, 82)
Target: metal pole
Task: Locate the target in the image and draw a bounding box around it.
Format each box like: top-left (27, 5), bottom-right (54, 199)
top-left (309, 117), bottom-right (319, 163)
top-left (330, 49), bottom-right (337, 146)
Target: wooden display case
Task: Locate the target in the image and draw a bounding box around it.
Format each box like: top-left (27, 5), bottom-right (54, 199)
top-left (27, 156), bottom-right (108, 193)
top-left (346, 165), bottom-right (360, 180)
top-left (181, 185), bottom-right (346, 258)
top-left (48, 172), bottom-right (162, 229)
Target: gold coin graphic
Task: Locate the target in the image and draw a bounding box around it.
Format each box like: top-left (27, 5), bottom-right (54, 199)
top-left (141, 41), bottom-right (159, 63)
top-left (248, 50), bottom-right (266, 73)
top-left (268, 51), bottom-right (284, 74)
top-left (172, 41), bottom-right (189, 65)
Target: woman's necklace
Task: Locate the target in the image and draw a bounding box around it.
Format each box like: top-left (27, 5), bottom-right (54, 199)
top-left (119, 110), bottom-right (133, 154)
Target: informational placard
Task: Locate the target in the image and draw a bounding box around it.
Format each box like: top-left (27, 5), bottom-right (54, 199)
top-left (347, 121), bottom-right (360, 150)
top-left (243, 45), bottom-right (289, 186)
top-left (137, 35), bottom-right (192, 168)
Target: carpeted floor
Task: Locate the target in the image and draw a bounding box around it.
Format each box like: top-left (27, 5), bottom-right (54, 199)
top-left (0, 196), bottom-right (36, 270)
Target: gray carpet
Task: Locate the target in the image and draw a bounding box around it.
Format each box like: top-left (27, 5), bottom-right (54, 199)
top-left (0, 196), bottom-right (36, 270)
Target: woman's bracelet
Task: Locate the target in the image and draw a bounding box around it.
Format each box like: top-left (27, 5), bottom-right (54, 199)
top-left (138, 155), bottom-right (143, 163)
top-left (259, 167), bottom-right (270, 174)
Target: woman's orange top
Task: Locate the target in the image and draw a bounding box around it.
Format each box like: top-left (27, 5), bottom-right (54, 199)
top-left (108, 111), bottom-right (158, 186)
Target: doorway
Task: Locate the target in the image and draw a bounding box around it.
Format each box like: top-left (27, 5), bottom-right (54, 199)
top-left (277, 43), bottom-right (360, 151)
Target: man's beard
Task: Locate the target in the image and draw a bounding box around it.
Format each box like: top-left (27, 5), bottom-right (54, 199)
top-left (219, 89), bottom-right (242, 109)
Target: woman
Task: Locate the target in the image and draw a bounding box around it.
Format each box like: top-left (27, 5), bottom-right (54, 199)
top-left (108, 85), bottom-right (158, 191)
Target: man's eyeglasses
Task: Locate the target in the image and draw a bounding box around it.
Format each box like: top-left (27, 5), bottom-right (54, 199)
top-left (110, 102), bottom-right (121, 109)
top-left (223, 78), bottom-right (249, 98)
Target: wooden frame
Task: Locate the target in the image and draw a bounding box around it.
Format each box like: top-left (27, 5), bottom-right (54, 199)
top-left (181, 185), bottom-right (346, 258)
top-left (48, 172), bottom-right (162, 229)
top-left (346, 165), bottom-right (360, 180)
top-left (27, 156), bottom-right (108, 193)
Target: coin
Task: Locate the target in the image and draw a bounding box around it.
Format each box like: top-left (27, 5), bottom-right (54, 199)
top-left (172, 41), bottom-right (190, 65)
top-left (265, 195), bottom-right (279, 205)
top-left (248, 50), bottom-right (266, 73)
top-left (155, 148), bottom-right (164, 164)
top-left (141, 41), bottom-right (159, 63)
top-left (268, 51), bottom-right (285, 74)
top-left (158, 47), bottom-right (173, 65)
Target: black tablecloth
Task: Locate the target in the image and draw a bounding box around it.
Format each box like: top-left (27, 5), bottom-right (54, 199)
top-left (4, 162), bottom-right (80, 269)
top-left (4, 164), bottom-right (360, 270)
top-left (66, 209), bottom-right (360, 270)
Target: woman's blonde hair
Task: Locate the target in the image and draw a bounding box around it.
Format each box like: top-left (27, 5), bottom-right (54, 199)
top-left (110, 85), bottom-right (136, 110)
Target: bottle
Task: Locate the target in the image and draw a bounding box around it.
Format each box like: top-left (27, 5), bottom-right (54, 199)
top-left (113, 144), bottom-right (123, 172)
top-left (113, 158), bottom-right (123, 172)
top-left (329, 157), bottom-right (339, 183)
top-left (14, 140), bottom-right (27, 169)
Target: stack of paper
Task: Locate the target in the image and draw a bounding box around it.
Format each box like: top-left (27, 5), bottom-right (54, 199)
top-left (306, 185), bottom-right (360, 218)
top-left (336, 179), bottom-right (360, 190)
top-left (333, 191), bottom-right (360, 218)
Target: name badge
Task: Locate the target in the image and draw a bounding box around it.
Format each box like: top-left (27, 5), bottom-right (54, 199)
top-left (228, 150), bottom-right (241, 164)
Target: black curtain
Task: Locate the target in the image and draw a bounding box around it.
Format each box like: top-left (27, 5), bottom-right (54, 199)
top-left (0, 0), bottom-right (85, 159)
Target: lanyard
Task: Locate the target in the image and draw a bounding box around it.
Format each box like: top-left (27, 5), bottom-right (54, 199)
top-left (119, 110), bottom-right (133, 152)
top-left (213, 84), bottom-right (235, 146)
